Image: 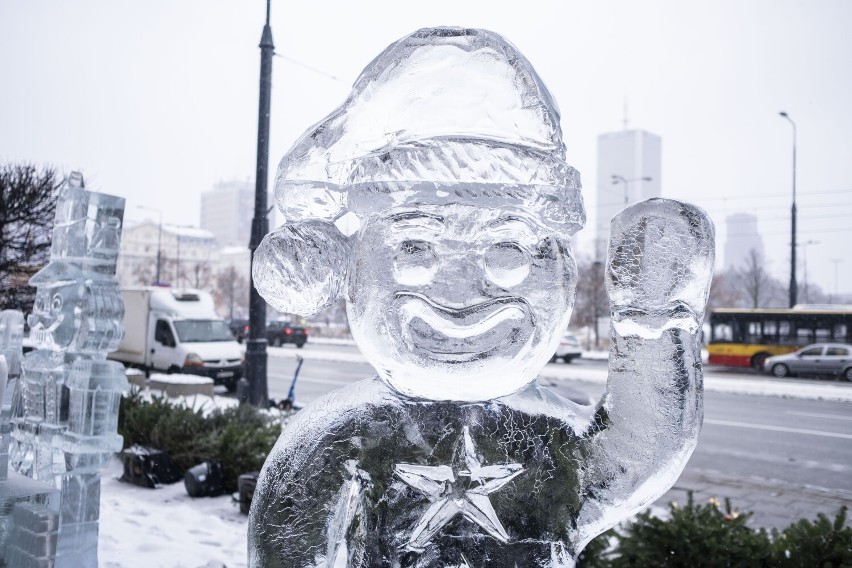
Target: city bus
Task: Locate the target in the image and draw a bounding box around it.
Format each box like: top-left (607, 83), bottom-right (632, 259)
top-left (707, 307), bottom-right (852, 368)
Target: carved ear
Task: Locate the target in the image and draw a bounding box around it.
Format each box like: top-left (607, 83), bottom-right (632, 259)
top-left (253, 220), bottom-right (353, 317)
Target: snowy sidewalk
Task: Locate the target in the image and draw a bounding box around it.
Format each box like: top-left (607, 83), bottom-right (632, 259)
top-left (99, 456), bottom-right (247, 568)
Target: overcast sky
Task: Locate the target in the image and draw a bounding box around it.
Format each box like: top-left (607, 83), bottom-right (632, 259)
top-left (2, 1), bottom-right (851, 295)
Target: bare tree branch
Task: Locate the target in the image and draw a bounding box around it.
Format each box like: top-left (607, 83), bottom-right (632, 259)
top-left (0, 163), bottom-right (61, 311)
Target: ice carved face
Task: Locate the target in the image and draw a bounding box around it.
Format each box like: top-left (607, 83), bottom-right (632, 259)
top-left (28, 282), bottom-right (84, 350)
top-left (347, 203), bottom-right (576, 401)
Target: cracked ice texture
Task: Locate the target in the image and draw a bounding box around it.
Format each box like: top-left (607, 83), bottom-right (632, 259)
top-left (254, 220), bottom-right (353, 316)
top-left (269, 27), bottom-right (584, 233)
top-left (250, 26), bottom-right (713, 568)
top-left (607, 199), bottom-right (715, 340)
top-left (0, 311), bottom-right (61, 567)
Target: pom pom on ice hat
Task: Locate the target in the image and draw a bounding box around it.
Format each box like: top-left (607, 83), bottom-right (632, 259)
top-left (273, 27), bottom-right (585, 234)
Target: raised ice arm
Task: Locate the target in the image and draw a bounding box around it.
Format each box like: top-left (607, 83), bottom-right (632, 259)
top-left (577, 198), bottom-right (714, 543)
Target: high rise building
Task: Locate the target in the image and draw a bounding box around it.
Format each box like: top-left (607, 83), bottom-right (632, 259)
top-left (724, 213), bottom-right (765, 271)
top-left (594, 129), bottom-right (662, 255)
top-left (200, 180), bottom-right (255, 248)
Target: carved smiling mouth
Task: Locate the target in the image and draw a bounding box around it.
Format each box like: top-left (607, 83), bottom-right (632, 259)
top-left (29, 315), bottom-right (64, 347)
top-left (395, 292), bottom-right (533, 362)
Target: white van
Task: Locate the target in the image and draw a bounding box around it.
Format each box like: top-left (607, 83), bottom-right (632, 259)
top-left (109, 287), bottom-right (243, 391)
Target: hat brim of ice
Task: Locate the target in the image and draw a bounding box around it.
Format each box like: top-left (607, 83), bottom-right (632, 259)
top-left (276, 138), bottom-right (585, 233)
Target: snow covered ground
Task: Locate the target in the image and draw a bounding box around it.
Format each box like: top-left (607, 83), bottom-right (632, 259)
top-left (100, 455), bottom-right (247, 568)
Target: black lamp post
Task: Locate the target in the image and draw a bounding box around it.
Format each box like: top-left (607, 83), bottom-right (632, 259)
top-left (779, 111), bottom-right (797, 308)
top-left (245, 0), bottom-right (274, 407)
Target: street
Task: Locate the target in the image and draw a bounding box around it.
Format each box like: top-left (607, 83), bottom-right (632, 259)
top-left (261, 341), bottom-right (852, 528)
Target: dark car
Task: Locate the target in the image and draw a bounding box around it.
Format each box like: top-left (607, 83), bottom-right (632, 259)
top-left (226, 318), bottom-right (250, 343)
top-left (551, 331), bottom-right (583, 363)
top-left (266, 320), bottom-right (308, 348)
top-left (763, 343), bottom-right (852, 380)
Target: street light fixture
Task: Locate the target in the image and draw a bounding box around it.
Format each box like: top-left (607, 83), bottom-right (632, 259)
top-left (779, 111), bottom-right (797, 308)
top-left (611, 174), bottom-right (652, 205)
top-left (137, 205), bottom-right (163, 285)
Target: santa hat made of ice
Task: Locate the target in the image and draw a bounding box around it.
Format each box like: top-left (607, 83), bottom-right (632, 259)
top-left (274, 26), bottom-right (585, 234)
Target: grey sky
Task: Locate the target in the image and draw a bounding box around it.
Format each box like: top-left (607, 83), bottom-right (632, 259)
top-left (2, 1), bottom-right (851, 294)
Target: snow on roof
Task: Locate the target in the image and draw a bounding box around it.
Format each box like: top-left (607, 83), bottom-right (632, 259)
top-left (123, 220), bottom-right (216, 241)
top-left (220, 246), bottom-right (249, 255)
top-left (123, 218), bottom-right (145, 229)
top-left (162, 224), bottom-right (216, 240)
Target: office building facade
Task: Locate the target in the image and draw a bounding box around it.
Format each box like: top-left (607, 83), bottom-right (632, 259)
top-left (594, 129), bottom-right (662, 255)
top-left (200, 180), bottom-right (255, 248)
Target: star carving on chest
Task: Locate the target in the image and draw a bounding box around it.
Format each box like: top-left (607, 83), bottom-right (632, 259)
top-left (393, 426), bottom-right (525, 552)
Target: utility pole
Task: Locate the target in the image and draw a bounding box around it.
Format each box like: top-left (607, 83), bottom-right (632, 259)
top-left (245, 0), bottom-right (273, 407)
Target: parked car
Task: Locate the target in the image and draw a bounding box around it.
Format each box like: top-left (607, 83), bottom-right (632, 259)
top-left (266, 320), bottom-right (308, 348)
top-left (763, 343), bottom-right (852, 380)
top-left (551, 331), bottom-right (583, 363)
top-left (227, 318), bottom-right (250, 343)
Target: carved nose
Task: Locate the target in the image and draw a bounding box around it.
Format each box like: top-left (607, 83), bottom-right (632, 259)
top-left (425, 253), bottom-right (490, 307)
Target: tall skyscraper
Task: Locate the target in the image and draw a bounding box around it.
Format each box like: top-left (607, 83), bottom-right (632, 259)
top-left (200, 180), bottom-right (255, 247)
top-left (724, 213), bottom-right (765, 271)
top-left (594, 129), bottom-right (662, 255)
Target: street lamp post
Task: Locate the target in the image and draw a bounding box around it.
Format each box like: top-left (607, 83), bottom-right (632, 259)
top-left (245, 0), bottom-right (274, 407)
top-left (611, 174), bottom-right (653, 205)
top-left (137, 205), bottom-right (163, 285)
top-left (779, 111), bottom-right (797, 308)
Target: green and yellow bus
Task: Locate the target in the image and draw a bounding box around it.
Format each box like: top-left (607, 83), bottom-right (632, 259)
top-left (707, 307), bottom-right (852, 368)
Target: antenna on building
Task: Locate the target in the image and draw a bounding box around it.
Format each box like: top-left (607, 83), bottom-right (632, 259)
top-left (622, 95), bottom-right (630, 131)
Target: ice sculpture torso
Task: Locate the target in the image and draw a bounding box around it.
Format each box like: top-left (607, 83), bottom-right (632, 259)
top-left (249, 28), bottom-right (714, 567)
top-left (254, 379), bottom-right (592, 565)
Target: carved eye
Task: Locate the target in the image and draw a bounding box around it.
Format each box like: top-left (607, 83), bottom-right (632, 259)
top-left (484, 243), bottom-right (530, 288)
top-left (51, 294), bottom-right (63, 312)
top-left (393, 240), bottom-right (436, 285)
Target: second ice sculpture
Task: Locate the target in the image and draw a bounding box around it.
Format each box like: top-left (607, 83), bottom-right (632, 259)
top-left (0, 309), bottom-right (60, 568)
top-left (10, 173), bottom-right (128, 568)
top-left (250, 28), bottom-right (714, 567)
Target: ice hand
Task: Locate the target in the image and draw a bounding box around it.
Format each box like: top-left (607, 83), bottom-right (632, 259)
top-left (605, 198), bottom-right (714, 339)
